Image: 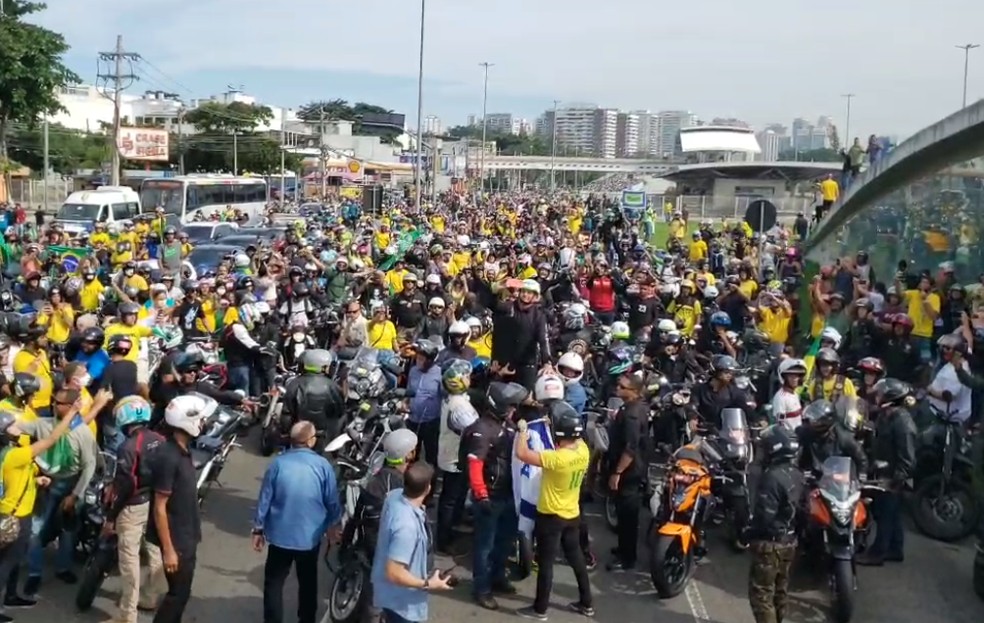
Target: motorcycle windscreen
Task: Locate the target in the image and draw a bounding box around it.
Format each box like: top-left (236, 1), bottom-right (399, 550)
top-left (719, 408), bottom-right (750, 459)
top-left (818, 455), bottom-right (860, 504)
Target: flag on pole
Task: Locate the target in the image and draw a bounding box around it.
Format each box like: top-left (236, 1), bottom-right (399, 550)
top-left (45, 245), bottom-right (91, 275)
top-left (512, 418), bottom-right (554, 539)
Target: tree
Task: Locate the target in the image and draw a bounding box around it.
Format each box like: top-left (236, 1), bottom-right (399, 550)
top-left (0, 1), bottom-right (81, 177)
top-left (445, 125), bottom-right (551, 156)
top-left (183, 101), bottom-right (274, 134)
top-left (7, 123), bottom-right (109, 172)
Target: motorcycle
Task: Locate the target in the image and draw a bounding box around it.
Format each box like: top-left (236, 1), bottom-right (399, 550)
top-left (75, 451), bottom-right (119, 612)
top-left (191, 396), bottom-right (248, 505)
top-left (258, 373), bottom-right (293, 456)
top-left (802, 456), bottom-right (877, 623)
top-left (706, 408), bottom-right (753, 551)
top-left (584, 396), bottom-right (622, 531)
top-left (647, 441), bottom-right (714, 598)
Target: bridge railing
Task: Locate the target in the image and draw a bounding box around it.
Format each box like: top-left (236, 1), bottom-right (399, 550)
top-left (627, 194), bottom-right (816, 221)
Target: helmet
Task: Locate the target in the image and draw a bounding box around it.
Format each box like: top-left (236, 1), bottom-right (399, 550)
top-left (557, 352), bottom-right (585, 385)
top-left (448, 321), bottom-right (470, 337)
top-left (534, 374), bottom-right (565, 402)
top-left (299, 349), bottom-right (333, 374)
top-left (164, 394), bottom-right (217, 437)
top-left (548, 401), bottom-right (583, 440)
top-left (465, 316), bottom-right (482, 330)
top-left (114, 396), bottom-right (152, 428)
top-left (81, 327), bottom-right (105, 345)
top-left (607, 346), bottom-right (634, 376)
top-left (777, 358), bottom-right (807, 377)
top-left (711, 354), bottom-right (739, 374)
top-left (758, 424), bottom-right (800, 463)
top-left (854, 297), bottom-right (874, 312)
top-left (428, 297), bottom-right (446, 309)
top-left (164, 226), bottom-right (177, 236)
top-left (234, 253), bottom-right (250, 268)
top-left (382, 428), bottom-right (418, 463)
top-left (486, 382), bottom-right (529, 417)
top-left (520, 279), bottom-right (540, 294)
top-left (174, 350), bottom-right (205, 374)
top-left (12, 373), bottom-right (41, 399)
top-left (803, 399), bottom-right (837, 430)
top-left (937, 333), bottom-right (969, 354)
top-left (425, 273), bottom-right (442, 286)
top-left (815, 347), bottom-right (840, 365)
top-left (709, 311), bottom-right (731, 329)
top-left (657, 319), bottom-right (677, 333)
top-left (890, 313), bottom-right (914, 332)
top-left (563, 305), bottom-right (586, 330)
top-left (872, 378), bottom-right (913, 407)
top-left (611, 321), bottom-right (630, 340)
top-left (107, 334), bottom-right (134, 355)
top-left (819, 327), bottom-right (842, 349)
top-left (857, 357), bottom-right (885, 376)
top-left (238, 276), bottom-right (255, 290)
top-left (254, 301), bottom-right (271, 315)
top-left (703, 285), bottom-right (719, 299)
top-left (119, 302), bottom-right (140, 317)
top-left (0, 409), bottom-right (19, 436)
top-left (292, 283), bottom-right (310, 297)
top-left (414, 339), bottom-right (440, 360)
top-left (441, 359), bottom-right (472, 395)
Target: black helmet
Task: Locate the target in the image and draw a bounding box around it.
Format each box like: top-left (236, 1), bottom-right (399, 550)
top-left (815, 347), bottom-right (840, 365)
top-left (872, 378), bottom-right (912, 407)
top-left (12, 372), bottom-right (41, 399)
top-left (107, 334), bottom-right (134, 355)
top-left (292, 283), bottom-right (310, 297)
top-left (741, 329), bottom-right (771, 352)
top-left (175, 351), bottom-right (205, 374)
top-left (81, 327), bottom-right (105, 345)
top-left (710, 354), bottom-right (739, 374)
top-left (413, 339), bottom-right (439, 360)
top-left (937, 333), bottom-right (969, 355)
top-left (803, 399), bottom-right (837, 431)
top-left (119, 302), bottom-right (140, 317)
top-left (548, 401), bottom-right (583, 439)
top-left (486, 382), bottom-right (529, 417)
top-left (16, 319), bottom-right (45, 342)
top-left (124, 261), bottom-right (137, 271)
top-left (758, 424), bottom-right (799, 463)
top-left (664, 332), bottom-right (683, 347)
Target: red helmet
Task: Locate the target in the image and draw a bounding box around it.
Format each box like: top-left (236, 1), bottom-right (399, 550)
top-left (891, 313), bottom-right (914, 332)
top-left (857, 357), bottom-right (885, 376)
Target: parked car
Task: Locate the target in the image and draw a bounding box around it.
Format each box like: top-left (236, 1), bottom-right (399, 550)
top-left (180, 222), bottom-right (239, 244)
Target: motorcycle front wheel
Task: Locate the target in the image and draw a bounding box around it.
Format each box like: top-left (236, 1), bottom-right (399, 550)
top-left (328, 561), bottom-right (370, 623)
top-left (649, 533), bottom-right (694, 598)
top-left (830, 558), bottom-right (855, 623)
top-left (76, 544), bottom-right (116, 611)
top-left (911, 475), bottom-right (981, 542)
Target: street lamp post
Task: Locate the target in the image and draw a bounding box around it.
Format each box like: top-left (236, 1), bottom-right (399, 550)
top-left (549, 100), bottom-right (559, 192)
top-left (413, 0), bottom-right (426, 209)
top-left (478, 62), bottom-right (493, 195)
top-left (957, 44), bottom-right (980, 108)
top-left (841, 93), bottom-right (855, 146)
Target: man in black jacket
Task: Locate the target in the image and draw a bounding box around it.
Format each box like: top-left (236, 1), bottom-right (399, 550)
top-left (692, 355), bottom-right (751, 429)
top-left (605, 373), bottom-right (650, 571)
top-left (796, 402), bottom-right (868, 477)
top-left (490, 280), bottom-right (551, 391)
top-left (282, 349), bottom-right (345, 450)
top-left (150, 352), bottom-right (251, 428)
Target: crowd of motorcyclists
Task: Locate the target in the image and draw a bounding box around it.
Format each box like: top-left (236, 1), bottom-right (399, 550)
top-left (0, 188), bottom-right (979, 623)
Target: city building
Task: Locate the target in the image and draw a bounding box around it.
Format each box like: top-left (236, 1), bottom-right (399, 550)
top-left (537, 105), bottom-right (619, 158)
top-left (654, 110), bottom-right (698, 158)
top-left (423, 115), bottom-right (443, 136)
top-left (466, 114), bottom-right (478, 127)
top-left (483, 113), bottom-right (529, 135)
top-left (616, 112), bottom-right (640, 157)
top-left (632, 110), bottom-right (658, 157)
top-left (791, 116), bottom-right (832, 153)
top-left (755, 130), bottom-right (784, 162)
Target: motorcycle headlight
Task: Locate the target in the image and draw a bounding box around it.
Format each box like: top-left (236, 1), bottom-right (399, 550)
top-left (671, 392), bottom-right (689, 406)
top-left (84, 490), bottom-right (98, 507)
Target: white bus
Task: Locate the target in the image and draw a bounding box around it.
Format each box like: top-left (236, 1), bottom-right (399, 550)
top-left (138, 174), bottom-right (269, 225)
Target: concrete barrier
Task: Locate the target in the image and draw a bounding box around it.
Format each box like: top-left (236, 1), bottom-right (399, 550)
top-left (805, 99), bottom-right (984, 251)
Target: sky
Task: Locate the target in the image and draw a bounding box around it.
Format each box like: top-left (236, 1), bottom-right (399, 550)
top-left (28, 0), bottom-right (984, 140)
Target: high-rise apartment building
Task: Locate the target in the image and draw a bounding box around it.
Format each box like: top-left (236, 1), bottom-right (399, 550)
top-left (616, 112), bottom-right (640, 157)
top-left (423, 115), bottom-right (442, 135)
top-left (791, 116), bottom-right (831, 152)
top-left (654, 110), bottom-right (697, 157)
top-left (538, 105), bottom-right (619, 158)
top-left (482, 113), bottom-right (531, 135)
top-left (632, 110), bottom-right (657, 156)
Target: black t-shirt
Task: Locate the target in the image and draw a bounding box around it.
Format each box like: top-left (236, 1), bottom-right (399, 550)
top-left (360, 282), bottom-right (388, 310)
top-left (605, 399), bottom-right (649, 479)
top-left (147, 439), bottom-right (202, 556)
top-left (627, 296), bottom-right (663, 334)
top-left (102, 360), bottom-right (139, 408)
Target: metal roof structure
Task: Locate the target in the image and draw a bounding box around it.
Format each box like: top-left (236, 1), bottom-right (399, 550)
top-left (660, 161), bottom-right (841, 182)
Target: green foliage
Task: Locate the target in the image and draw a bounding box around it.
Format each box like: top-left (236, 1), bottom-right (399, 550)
top-left (0, 1), bottom-right (81, 171)
top-left (183, 101), bottom-right (274, 135)
top-left (7, 123), bottom-right (110, 172)
top-left (778, 148), bottom-right (841, 162)
top-left (446, 125), bottom-right (550, 156)
top-left (178, 101), bottom-right (299, 174)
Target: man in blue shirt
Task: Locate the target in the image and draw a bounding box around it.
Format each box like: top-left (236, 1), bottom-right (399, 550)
top-left (252, 421), bottom-right (343, 623)
top-left (371, 462), bottom-right (453, 622)
top-left (406, 340), bottom-right (442, 471)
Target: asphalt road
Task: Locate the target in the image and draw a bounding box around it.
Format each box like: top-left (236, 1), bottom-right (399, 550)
top-left (10, 434), bottom-right (983, 623)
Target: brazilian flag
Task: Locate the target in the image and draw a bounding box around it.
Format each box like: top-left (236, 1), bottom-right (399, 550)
top-left (46, 245), bottom-right (92, 275)
top-left (378, 230), bottom-right (424, 272)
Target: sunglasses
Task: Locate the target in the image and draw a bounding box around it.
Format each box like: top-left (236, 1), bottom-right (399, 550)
top-left (346, 309), bottom-right (360, 314)
top-left (54, 399), bottom-right (75, 406)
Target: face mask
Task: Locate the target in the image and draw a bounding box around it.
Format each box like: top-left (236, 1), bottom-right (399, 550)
top-left (77, 373), bottom-right (91, 387)
top-left (216, 287), bottom-right (227, 296)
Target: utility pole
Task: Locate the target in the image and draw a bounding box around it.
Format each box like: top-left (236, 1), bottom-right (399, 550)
top-left (42, 116), bottom-right (49, 211)
top-left (549, 100), bottom-right (560, 192)
top-left (413, 0), bottom-right (426, 209)
top-left (956, 44), bottom-right (980, 108)
top-left (177, 109), bottom-right (185, 175)
top-left (318, 106), bottom-right (328, 200)
top-left (841, 93), bottom-right (855, 146)
top-left (97, 35), bottom-right (139, 187)
top-left (232, 131), bottom-right (239, 175)
top-left (280, 107), bottom-right (287, 204)
top-left (479, 62), bottom-right (493, 194)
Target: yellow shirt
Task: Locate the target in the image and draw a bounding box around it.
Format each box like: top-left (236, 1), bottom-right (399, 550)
top-left (125, 275), bottom-right (149, 292)
top-left (89, 232), bottom-right (111, 248)
top-left (807, 376), bottom-right (858, 402)
top-left (667, 299), bottom-right (703, 337)
top-left (385, 270), bottom-right (409, 294)
top-left (79, 280), bottom-right (105, 312)
top-left (367, 320), bottom-right (397, 351)
top-left (537, 440), bottom-right (590, 519)
top-left (819, 179), bottom-right (839, 202)
top-left (739, 279), bottom-right (759, 300)
top-left (12, 350), bottom-right (52, 410)
top-left (135, 222), bottom-right (150, 238)
top-left (697, 271), bottom-right (717, 287)
top-left (199, 303), bottom-right (238, 334)
top-left (375, 232), bottom-right (391, 250)
top-left (688, 240), bottom-right (707, 262)
top-left (103, 322), bottom-right (153, 362)
top-left (667, 219), bottom-right (686, 241)
top-left (517, 266), bottom-right (537, 280)
top-left (78, 388), bottom-right (98, 437)
top-left (904, 289), bottom-right (940, 338)
top-left (759, 307), bottom-right (792, 345)
top-left (0, 446), bottom-right (38, 518)
top-left (452, 252), bottom-right (472, 273)
top-left (36, 306), bottom-right (74, 344)
top-left (430, 216), bottom-right (445, 234)
top-left (0, 399), bottom-right (38, 424)
top-left (467, 334), bottom-right (492, 360)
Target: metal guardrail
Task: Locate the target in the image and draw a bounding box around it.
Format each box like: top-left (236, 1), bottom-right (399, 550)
top-left (4, 178), bottom-right (74, 210)
top-left (592, 193), bottom-right (816, 220)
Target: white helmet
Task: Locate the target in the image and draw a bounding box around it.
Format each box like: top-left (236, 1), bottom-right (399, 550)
top-left (448, 320), bottom-right (470, 336)
top-left (254, 301), bottom-right (271, 315)
top-left (657, 319), bottom-right (677, 333)
top-left (428, 297), bottom-right (446, 308)
top-left (820, 327), bottom-right (843, 350)
top-left (703, 285), bottom-right (719, 299)
top-left (164, 394), bottom-right (217, 438)
top-left (777, 358), bottom-right (808, 377)
top-left (465, 316), bottom-right (482, 329)
top-left (425, 273), bottom-right (442, 285)
top-left (456, 234), bottom-right (471, 247)
top-left (611, 321), bottom-right (630, 340)
top-left (534, 373), bottom-right (565, 402)
top-left (557, 352), bottom-right (584, 385)
top-left (304, 262), bottom-right (318, 272)
top-left (234, 253), bottom-right (250, 268)
top-left (520, 279), bottom-right (540, 294)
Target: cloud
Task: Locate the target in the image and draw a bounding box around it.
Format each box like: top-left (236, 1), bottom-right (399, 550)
top-left (31, 0), bottom-right (984, 136)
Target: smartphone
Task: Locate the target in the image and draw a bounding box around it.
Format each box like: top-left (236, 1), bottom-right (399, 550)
top-left (439, 565), bottom-right (460, 588)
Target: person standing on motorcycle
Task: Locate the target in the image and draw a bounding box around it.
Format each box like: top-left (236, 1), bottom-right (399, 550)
top-left (460, 381), bottom-right (528, 610)
top-left (417, 297), bottom-right (450, 348)
top-left (513, 401), bottom-right (594, 620)
top-left (103, 396), bottom-right (166, 623)
top-left (770, 358), bottom-right (807, 431)
top-left (806, 348), bottom-right (857, 404)
top-left (436, 361), bottom-right (478, 555)
top-left (746, 425), bottom-right (804, 623)
top-left (281, 349), bottom-right (345, 450)
top-left (11, 322), bottom-right (52, 419)
top-left (796, 400), bottom-right (868, 477)
top-left (842, 297), bottom-right (881, 368)
top-left (882, 313), bottom-right (921, 384)
top-left (220, 302), bottom-right (266, 396)
top-left (390, 274), bottom-right (427, 343)
top-left (697, 311), bottom-right (738, 358)
top-left (693, 355), bottom-right (750, 430)
top-left (857, 378), bottom-right (916, 566)
top-left (490, 279), bottom-right (551, 392)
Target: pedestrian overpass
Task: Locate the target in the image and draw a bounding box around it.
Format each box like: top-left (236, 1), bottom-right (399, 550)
top-left (484, 155), bottom-right (841, 175)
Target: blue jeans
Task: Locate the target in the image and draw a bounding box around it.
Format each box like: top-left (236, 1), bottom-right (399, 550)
top-left (471, 497), bottom-right (518, 596)
top-left (27, 476), bottom-right (78, 578)
top-left (869, 489), bottom-right (904, 559)
top-left (382, 610), bottom-right (414, 623)
top-left (228, 364), bottom-right (251, 394)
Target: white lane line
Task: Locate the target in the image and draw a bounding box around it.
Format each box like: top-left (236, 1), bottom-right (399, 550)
top-left (685, 581), bottom-right (711, 622)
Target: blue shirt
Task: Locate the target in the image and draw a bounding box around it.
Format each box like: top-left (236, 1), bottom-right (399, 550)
top-left (566, 381), bottom-right (587, 417)
top-left (371, 489), bottom-right (429, 621)
top-left (253, 447), bottom-right (342, 550)
top-left (74, 349), bottom-right (110, 383)
top-left (407, 364), bottom-right (442, 424)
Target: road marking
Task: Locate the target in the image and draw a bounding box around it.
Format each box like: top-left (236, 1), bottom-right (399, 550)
top-left (685, 581), bottom-right (711, 622)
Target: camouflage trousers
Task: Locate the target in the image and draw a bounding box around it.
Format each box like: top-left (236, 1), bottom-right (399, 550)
top-left (748, 540), bottom-right (797, 623)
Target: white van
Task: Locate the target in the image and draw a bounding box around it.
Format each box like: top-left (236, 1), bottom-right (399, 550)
top-left (54, 186), bottom-right (143, 235)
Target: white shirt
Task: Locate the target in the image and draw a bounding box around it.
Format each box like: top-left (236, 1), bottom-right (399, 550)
top-left (438, 395), bottom-right (479, 472)
top-left (928, 361), bottom-right (973, 423)
top-left (866, 290), bottom-right (885, 313)
top-left (770, 388), bottom-right (803, 431)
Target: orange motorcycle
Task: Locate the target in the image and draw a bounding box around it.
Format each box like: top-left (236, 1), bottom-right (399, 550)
top-left (648, 442), bottom-right (714, 598)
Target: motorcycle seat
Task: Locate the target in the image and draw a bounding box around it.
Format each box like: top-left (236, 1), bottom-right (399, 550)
top-left (195, 436), bottom-right (225, 453)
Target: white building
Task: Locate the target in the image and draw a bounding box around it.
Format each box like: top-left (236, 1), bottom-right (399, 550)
top-left (539, 105), bottom-right (619, 158)
top-left (483, 113), bottom-right (530, 135)
top-left (616, 112), bottom-right (639, 157)
top-left (632, 110), bottom-right (659, 156)
top-left (755, 130), bottom-right (784, 162)
top-left (423, 115), bottom-right (443, 136)
top-left (654, 110), bottom-right (697, 157)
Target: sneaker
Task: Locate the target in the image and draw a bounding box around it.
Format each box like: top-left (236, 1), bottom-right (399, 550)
top-left (55, 570), bottom-right (78, 585)
top-left (21, 576), bottom-right (40, 599)
top-left (569, 602), bottom-right (596, 617)
top-left (0, 613), bottom-right (13, 623)
top-left (3, 595), bottom-right (36, 609)
top-left (475, 593), bottom-right (499, 611)
top-left (605, 558), bottom-right (634, 572)
top-left (516, 606), bottom-right (548, 621)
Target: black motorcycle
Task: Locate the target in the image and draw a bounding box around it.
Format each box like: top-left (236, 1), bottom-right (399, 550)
top-left (192, 398), bottom-right (248, 505)
top-left (705, 408), bottom-right (753, 551)
top-left (76, 451), bottom-right (119, 612)
top-left (325, 477), bottom-right (378, 623)
top-left (258, 373), bottom-right (292, 456)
